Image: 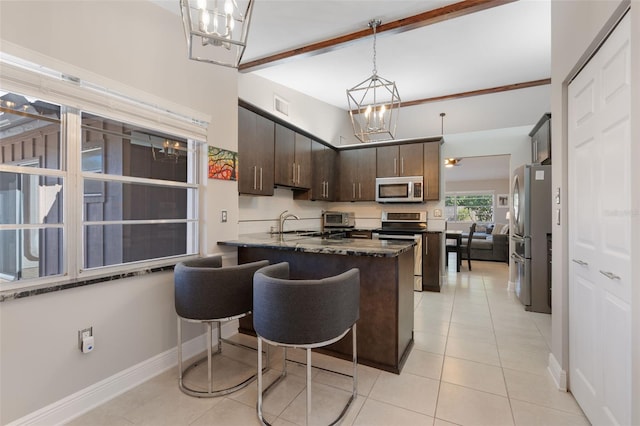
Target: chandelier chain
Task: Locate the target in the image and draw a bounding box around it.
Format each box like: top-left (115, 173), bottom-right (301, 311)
top-left (369, 19), bottom-right (381, 76)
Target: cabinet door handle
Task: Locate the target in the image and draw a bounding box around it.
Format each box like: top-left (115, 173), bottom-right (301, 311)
top-left (253, 166), bottom-right (257, 190)
top-left (401, 158), bottom-right (404, 175)
top-left (572, 259), bottom-right (588, 266)
top-left (297, 164), bottom-right (301, 184)
top-left (292, 163), bottom-right (296, 184)
top-left (358, 183), bottom-right (362, 199)
top-left (599, 270), bottom-right (621, 280)
top-left (394, 158), bottom-right (397, 175)
top-left (259, 167), bottom-right (263, 191)
top-left (352, 183), bottom-right (356, 199)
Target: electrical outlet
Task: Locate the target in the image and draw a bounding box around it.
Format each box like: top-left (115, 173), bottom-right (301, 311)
top-left (78, 327), bottom-right (93, 350)
top-left (221, 210), bottom-right (227, 223)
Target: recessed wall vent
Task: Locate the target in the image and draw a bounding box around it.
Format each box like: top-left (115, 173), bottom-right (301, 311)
top-left (274, 95), bottom-right (289, 116)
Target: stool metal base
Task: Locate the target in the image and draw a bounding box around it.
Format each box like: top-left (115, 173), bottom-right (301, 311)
top-left (177, 317), bottom-right (267, 398)
top-left (256, 324), bottom-right (357, 426)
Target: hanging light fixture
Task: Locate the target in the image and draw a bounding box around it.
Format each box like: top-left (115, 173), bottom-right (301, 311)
top-left (347, 19), bottom-right (400, 143)
top-left (152, 139), bottom-right (186, 163)
top-left (444, 158), bottom-right (462, 167)
top-left (180, 0), bottom-right (254, 68)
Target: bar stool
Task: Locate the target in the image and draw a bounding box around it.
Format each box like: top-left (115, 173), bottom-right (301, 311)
top-left (174, 256), bottom-right (269, 397)
top-left (253, 262), bottom-right (360, 426)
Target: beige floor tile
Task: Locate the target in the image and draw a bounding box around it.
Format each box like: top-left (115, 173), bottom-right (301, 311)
top-left (368, 371), bottom-right (439, 416)
top-left (122, 389), bottom-right (221, 426)
top-left (313, 363), bottom-right (379, 397)
top-left (433, 418), bottom-right (461, 426)
top-left (445, 336), bottom-right (500, 366)
top-left (402, 348), bottom-right (444, 380)
top-left (190, 397), bottom-right (265, 426)
top-left (229, 370), bottom-right (305, 417)
top-left (353, 398), bottom-right (434, 426)
top-left (67, 407), bottom-right (135, 426)
top-left (414, 316), bottom-right (450, 336)
top-left (510, 399), bottom-right (590, 426)
top-left (498, 346), bottom-right (550, 376)
top-left (503, 368), bottom-right (585, 415)
top-left (435, 382), bottom-right (514, 426)
top-left (278, 381), bottom-right (358, 426)
top-left (413, 330), bottom-right (448, 355)
top-left (441, 356), bottom-right (507, 396)
top-left (448, 322), bottom-right (496, 345)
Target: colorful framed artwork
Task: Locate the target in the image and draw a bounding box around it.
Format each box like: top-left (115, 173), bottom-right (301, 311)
top-left (208, 146), bottom-right (238, 181)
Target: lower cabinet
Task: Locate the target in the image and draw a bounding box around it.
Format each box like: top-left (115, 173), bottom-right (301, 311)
top-left (423, 232), bottom-right (442, 291)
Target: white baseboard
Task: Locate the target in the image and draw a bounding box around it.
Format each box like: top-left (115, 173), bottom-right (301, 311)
top-left (8, 320), bottom-right (240, 426)
top-left (547, 352), bottom-right (567, 391)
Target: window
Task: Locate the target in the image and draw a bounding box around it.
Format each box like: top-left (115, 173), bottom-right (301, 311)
top-left (0, 90), bottom-right (202, 288)
top-left (445, 193), bottom-right (494, 222)
top-left (0, 94), bottom-right (64, 283)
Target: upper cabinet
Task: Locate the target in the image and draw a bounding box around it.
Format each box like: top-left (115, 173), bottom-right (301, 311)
top-left (339, 147), bottom-right (377, 201)
top-left (274, 124), bottom-right (312, 189)
top-left (310, 140), bottom-right (337, 201)
top-left (376, 144), bottom-right (423, 177)
top-left (530, 113), bottom-right (551, 165)
top-left (423, 141), bottom-right (440, 201)
top-left (238, 107), bottom-right (275, 195)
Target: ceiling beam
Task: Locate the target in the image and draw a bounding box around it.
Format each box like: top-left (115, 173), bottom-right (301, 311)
top-left (238, 0), bottom-right (517, 72)
top-left (400, 78), bottom-right (552, 108)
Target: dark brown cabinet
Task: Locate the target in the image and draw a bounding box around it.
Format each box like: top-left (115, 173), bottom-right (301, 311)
top-left (310, 140), bottom-right (337, 201)
top-left (376, 144), bottom-right (423, 177)
top-left (274, 124), bottom-right (311, 189)
top-left (530, 113), bottom-right (551, 165)
top-left (238, 107), bottom-right (275, 196)
top-left (423, 142), bottom-right (440, 201)
top-left (339, 147), bottom-right (377, 201)
top-left (422, 232), bottom-right (442, 291)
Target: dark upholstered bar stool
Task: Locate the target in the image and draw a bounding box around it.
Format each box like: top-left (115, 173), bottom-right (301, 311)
top-left (253, 262), bottom-right (360, 426)
top-left (174, 256), bottom-right (269, 398)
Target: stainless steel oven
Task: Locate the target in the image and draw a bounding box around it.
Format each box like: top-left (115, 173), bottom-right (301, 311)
top-left (373, 211), bottom-right (427, 291)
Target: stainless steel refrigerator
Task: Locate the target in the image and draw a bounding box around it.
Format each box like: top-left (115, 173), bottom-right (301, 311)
top-left (511, 164), bottom-right (552, 313)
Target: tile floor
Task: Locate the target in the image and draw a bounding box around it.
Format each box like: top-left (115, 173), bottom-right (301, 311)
top-left (68, 261), bottom-right (590, 426)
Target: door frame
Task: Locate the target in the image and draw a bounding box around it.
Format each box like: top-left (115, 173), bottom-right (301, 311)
top-left (556, 0), bottom-right (636, 422)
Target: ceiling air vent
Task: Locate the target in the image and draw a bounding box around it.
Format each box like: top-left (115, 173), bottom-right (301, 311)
top-left (274, 95), bottom-right (289, 116)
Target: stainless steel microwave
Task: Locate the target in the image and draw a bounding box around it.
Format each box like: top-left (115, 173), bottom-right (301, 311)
top-left (323, 211), bottom-right (355, 228)
top-left (375, 176), bottom-right (424, 203)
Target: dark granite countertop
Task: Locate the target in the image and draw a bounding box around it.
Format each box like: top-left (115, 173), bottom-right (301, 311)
top-left (218, 233), bottom-right (415, 257)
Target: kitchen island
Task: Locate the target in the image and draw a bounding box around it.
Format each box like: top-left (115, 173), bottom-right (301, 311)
top-left (218, 233), bottom-right (415, 374)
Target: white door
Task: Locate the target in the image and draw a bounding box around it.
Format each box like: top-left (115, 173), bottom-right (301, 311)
top-left (568, 13), bottom-right (631, 426)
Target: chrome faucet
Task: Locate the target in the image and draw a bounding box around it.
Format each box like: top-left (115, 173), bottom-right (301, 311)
top-left (279, 210), bottom-right (300, 234)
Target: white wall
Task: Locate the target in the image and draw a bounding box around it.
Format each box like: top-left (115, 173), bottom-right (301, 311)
top-left (549, 3), bottom-right (640, 414)
top-left (0, 1), bottom-right (240, 423)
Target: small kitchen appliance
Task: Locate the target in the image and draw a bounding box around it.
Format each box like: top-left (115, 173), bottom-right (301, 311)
top-left (375, 176), bottom-right (424, 203)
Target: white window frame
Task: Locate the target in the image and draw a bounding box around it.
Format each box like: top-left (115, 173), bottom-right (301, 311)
top-left (444, 191), bottom-right (496, 223)
top-left (0, 53), bottom-right (210, 292)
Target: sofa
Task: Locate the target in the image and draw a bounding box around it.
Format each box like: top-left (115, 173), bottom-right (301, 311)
top-left (460, 223), bottom-right (510, 263)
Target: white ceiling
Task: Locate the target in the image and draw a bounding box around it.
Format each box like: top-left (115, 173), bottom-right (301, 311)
top-left (242, 0), bottom-right (551, 110)
top-left (155, 0), bottom-right (551, 111)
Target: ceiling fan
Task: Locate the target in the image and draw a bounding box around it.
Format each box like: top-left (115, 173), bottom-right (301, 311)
top-left (444, 158), bottom-right (462, 167)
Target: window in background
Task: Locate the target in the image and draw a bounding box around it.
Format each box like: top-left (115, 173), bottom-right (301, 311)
top-left (0, 93), bottom-right (64, 284)
top-left (444, 193), bottom-right (494, 222)
top-left (0, 90), bottom-right (202, 288)
top-left (80, 113), bottom-right (199, 270)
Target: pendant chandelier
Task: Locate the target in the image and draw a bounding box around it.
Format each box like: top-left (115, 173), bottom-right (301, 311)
top-left (347, 19), bottom-right (401, 143)
top-left (180, 0), bottom-right (254, 68)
